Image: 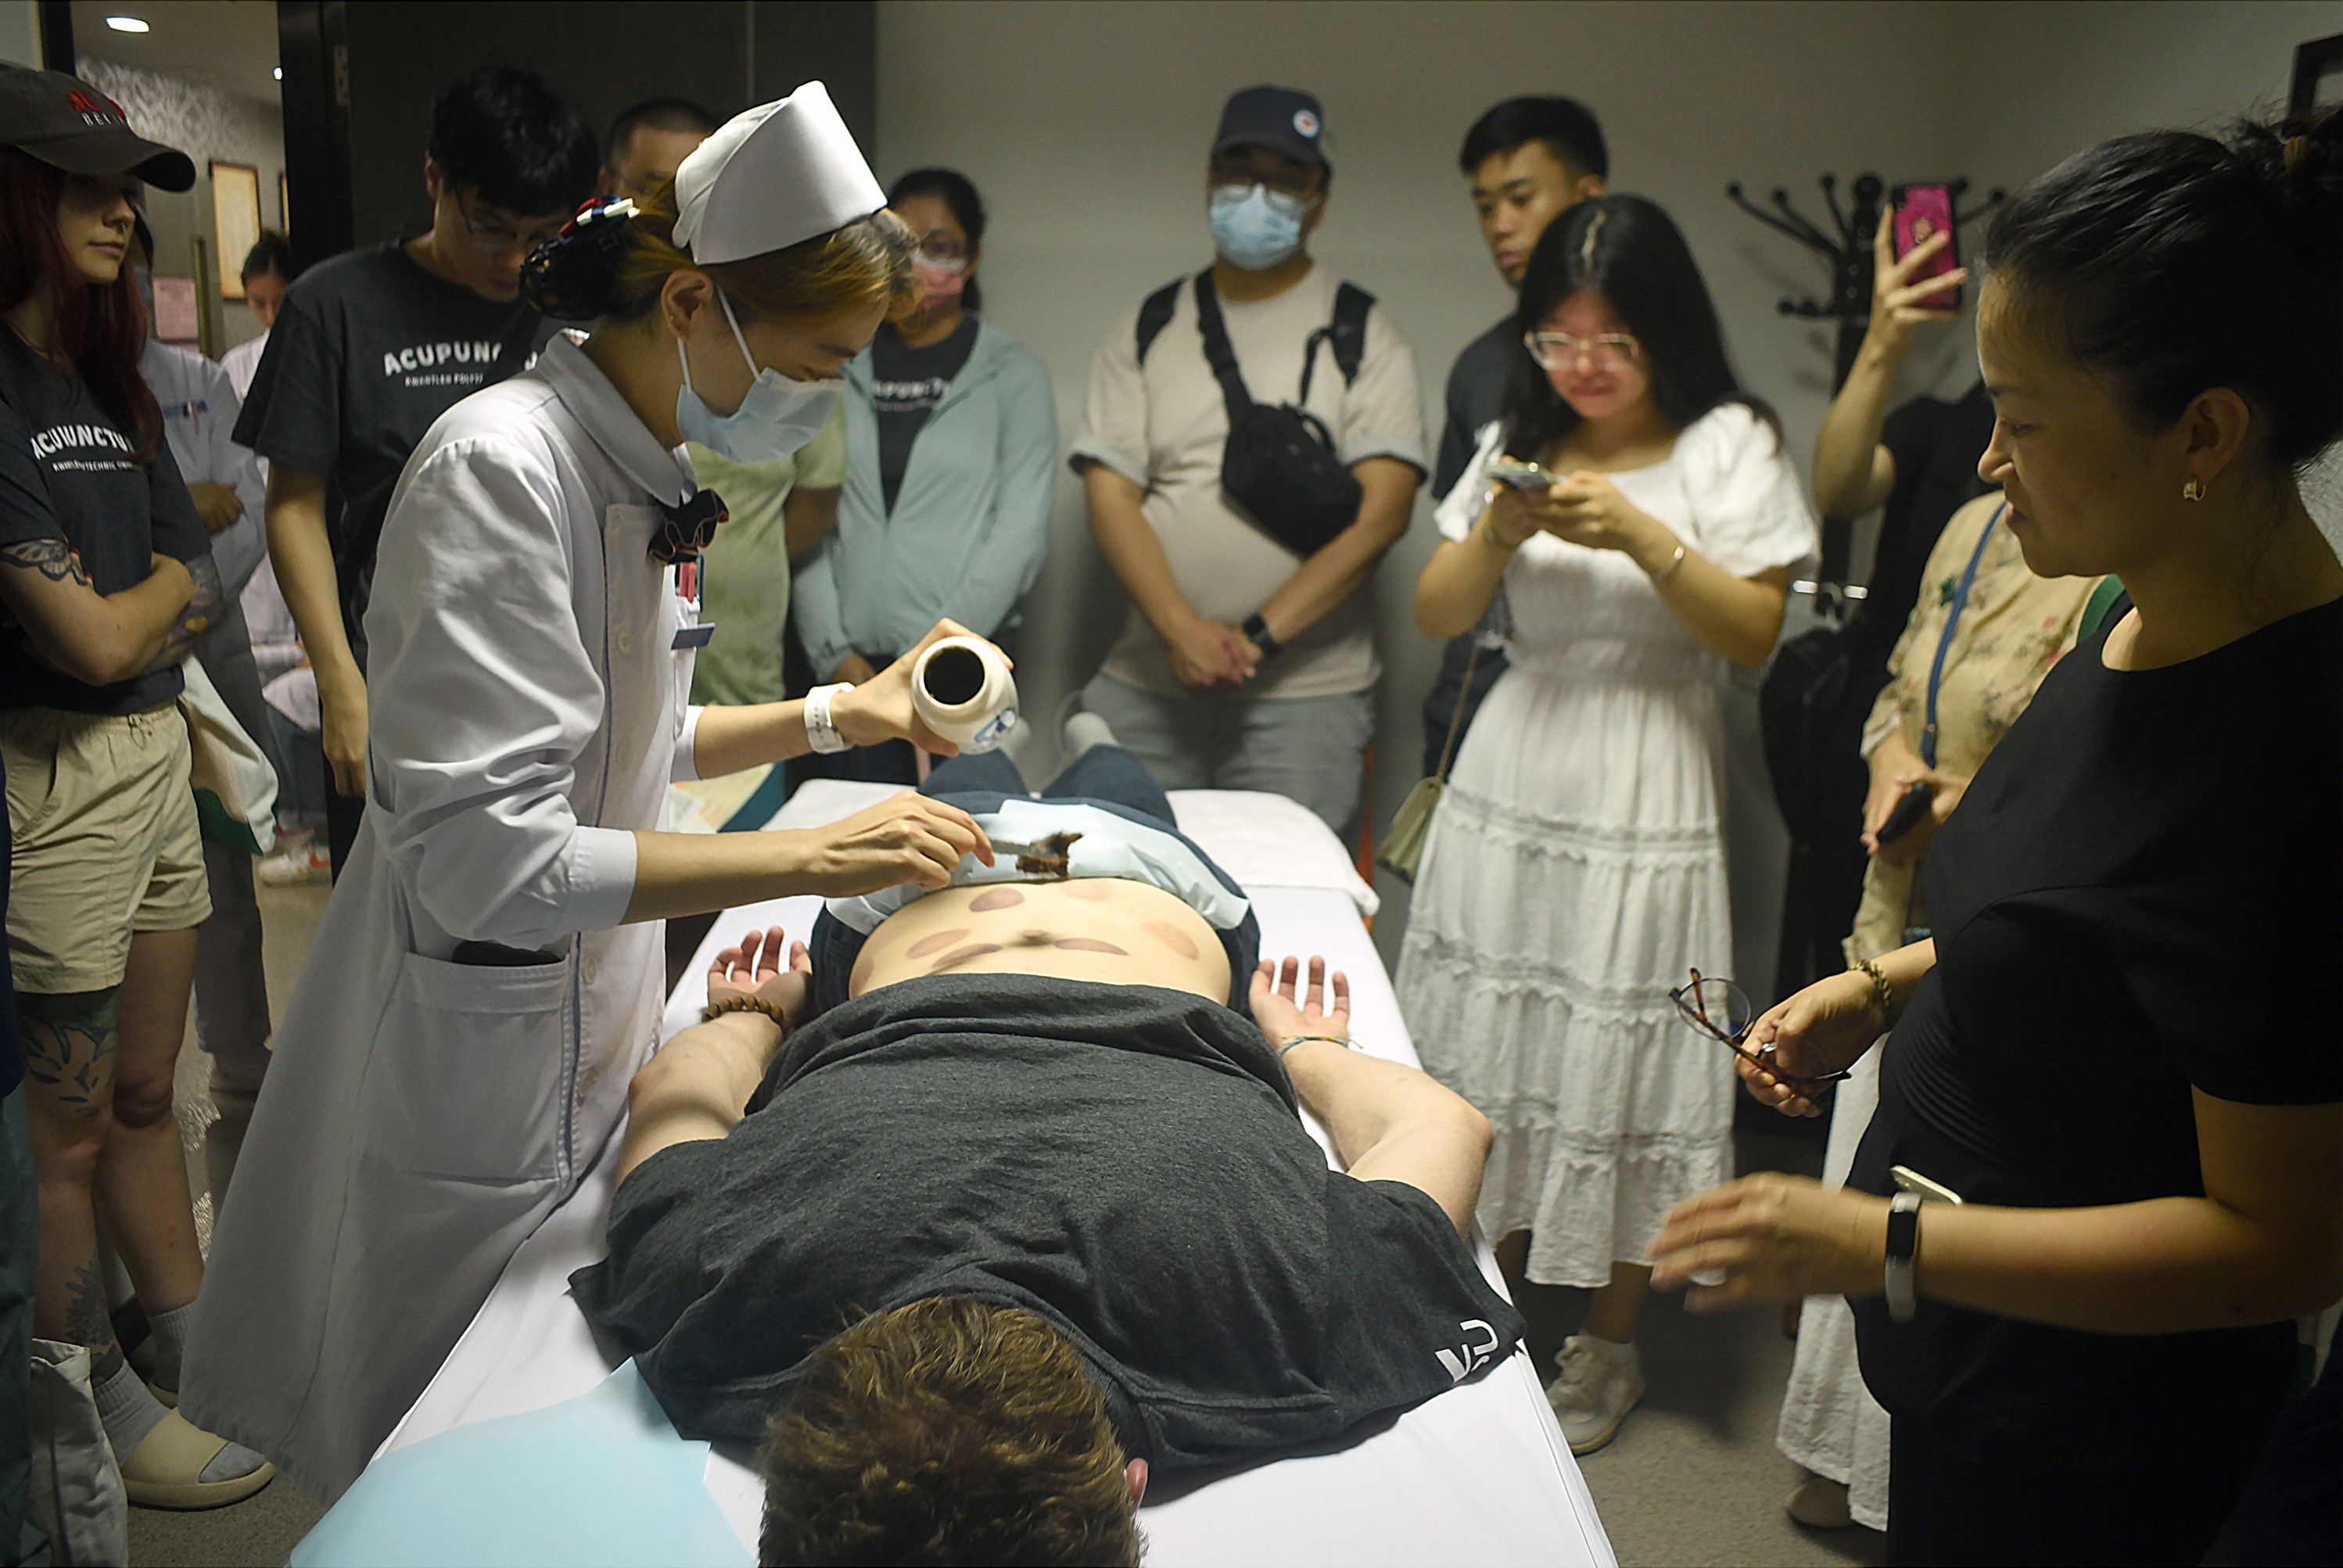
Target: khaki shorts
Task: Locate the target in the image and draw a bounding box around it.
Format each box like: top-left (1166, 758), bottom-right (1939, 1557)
top-left (2, 703), bottom-right (212, 994)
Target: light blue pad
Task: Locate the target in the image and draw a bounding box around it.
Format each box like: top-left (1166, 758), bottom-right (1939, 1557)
top-left (292, 1362), bottom-right (752, 1567)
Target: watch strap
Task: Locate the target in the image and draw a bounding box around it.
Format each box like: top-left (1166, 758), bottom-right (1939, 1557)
top-left (1242, 612), bottom-right (1280, 657)
top-left (1885, 1192), bottom-right (1922, 1323)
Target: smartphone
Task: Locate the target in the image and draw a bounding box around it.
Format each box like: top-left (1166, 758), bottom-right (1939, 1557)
top-left (1890, 182), bottom-right (1961, 310)
top-left (1875, 780), bottom-right (1936, 845)
top-left (1487, 458), bottom-right (1552, 491)
top-left (1891, 1164), bottom-right (1966, 1205)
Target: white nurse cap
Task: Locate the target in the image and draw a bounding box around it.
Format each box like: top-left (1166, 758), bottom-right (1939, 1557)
top-left (669, 81), bottom-right (886, 265)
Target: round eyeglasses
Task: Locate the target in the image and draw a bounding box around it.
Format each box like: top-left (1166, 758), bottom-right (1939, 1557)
top-left (453, 190), bottom-right (568, 257)
top-left (1524, 330), bottom-right (1643, 372)
top-left (1669, 969), bottom-right (1850, 1090)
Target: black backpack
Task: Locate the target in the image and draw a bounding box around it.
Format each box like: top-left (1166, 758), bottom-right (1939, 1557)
top-left (1136, 271), bottom-right (1375, 558)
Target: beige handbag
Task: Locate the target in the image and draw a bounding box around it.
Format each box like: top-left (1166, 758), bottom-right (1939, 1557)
top-left (1377, 639), bottom-right (1481, 884)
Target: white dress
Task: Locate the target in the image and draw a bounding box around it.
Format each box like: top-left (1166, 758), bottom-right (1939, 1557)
top-left (1395, 406), bottom-right (1815, 1286)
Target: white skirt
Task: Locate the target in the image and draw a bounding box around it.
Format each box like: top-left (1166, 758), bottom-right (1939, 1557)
top-left (1395, 644), bottom-right (1737, 1288)
top-left (1774, 1045), bottom-right (1890, 1530)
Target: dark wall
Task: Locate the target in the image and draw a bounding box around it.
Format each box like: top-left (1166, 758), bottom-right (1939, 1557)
top-left (333, 0), bottom-right (874, 246)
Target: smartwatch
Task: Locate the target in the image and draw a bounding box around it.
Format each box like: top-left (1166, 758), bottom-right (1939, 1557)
top-left (1242, 613), bottom-right (1281, 658)
top-left (1885, 1191), bottom-right (1922, 1323)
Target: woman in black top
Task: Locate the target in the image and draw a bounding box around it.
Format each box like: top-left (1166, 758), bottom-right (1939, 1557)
top-left (0, 68), bottom-right (268, 1507)
top-left (1649, 109), bottom-right (2343, 1564)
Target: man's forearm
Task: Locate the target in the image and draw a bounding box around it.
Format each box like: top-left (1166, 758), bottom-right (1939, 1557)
top-left (264, 465), bottom-right (361, 689)
top-left (615, 1011), bottom-right (784, 1182)
top-left (1084, 466), bottom-right (1197, 640)
top-left (1254, 460), bottom-right (1419, 644)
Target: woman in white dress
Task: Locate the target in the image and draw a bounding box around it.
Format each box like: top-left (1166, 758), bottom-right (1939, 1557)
top-left (1400, 195), bottom-right (1815, 1453)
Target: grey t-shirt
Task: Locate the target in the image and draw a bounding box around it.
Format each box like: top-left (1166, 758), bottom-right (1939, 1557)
top-left (1070, 265), bottom-right (1426, 700)
top-left (572, 974), bottom-right (1521, 1467)
top-left (232, 240), bottom-right (559, 666)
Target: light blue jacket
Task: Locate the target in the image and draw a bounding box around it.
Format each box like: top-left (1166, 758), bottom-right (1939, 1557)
top-left (794, 318), bottom-right (1057, 674)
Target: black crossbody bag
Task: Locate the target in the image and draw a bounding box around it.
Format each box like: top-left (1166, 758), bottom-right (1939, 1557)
top-left (1182, 271), bottom-right (1374, 558)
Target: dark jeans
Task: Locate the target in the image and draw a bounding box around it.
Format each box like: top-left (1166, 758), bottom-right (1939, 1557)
top-left (805, 746), bottom-right (1258, 1021)
top-left (2, 1087), bottom-right (37, 1566)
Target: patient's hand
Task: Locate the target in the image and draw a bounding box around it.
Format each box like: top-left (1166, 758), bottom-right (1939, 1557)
top-left (707, 924), bottom-right (812, 1027)
top-left (1250, 955), bottom-right (1351, 1051)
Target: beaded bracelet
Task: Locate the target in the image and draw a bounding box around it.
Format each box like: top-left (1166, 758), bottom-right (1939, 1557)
top-left (1278, 1033), bottom-right (1352, 1058)
top-left (1853, 959), bottom-right (1895, 1028)
top-left (702, 993), bottom-right (793, 1031)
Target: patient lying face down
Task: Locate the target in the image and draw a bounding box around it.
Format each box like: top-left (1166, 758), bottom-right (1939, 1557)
top-left (570, 749), bottom-right (1521, 1567)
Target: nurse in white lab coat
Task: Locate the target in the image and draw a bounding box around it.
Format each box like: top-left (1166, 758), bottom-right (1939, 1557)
top-left (181, 86), bottom-right (996, 1497)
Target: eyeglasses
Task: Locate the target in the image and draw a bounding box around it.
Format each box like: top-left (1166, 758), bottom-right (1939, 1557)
top-left (452, 190), bottom-right (566, 256)
top-left (916, 231), bottom-right (970, 266)
top-left (1525, 330), bottom-right (1643, 372)
top-left (1669, 969), bottom-right (1850, 1089)
top-left (1209, 165), bottom-right (1322, 205)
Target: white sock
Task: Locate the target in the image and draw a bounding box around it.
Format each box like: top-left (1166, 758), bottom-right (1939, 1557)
top-left (146, 1300), bottom-right (196, 1392)
top-left (94, 1351), bottom-right (168, 1460)
top-left (1581, 1331), bottom-right (1635, 1362)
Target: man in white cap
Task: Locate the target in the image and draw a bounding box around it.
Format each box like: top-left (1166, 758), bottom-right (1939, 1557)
top-left (178, 84), bottom-right (990, 1501)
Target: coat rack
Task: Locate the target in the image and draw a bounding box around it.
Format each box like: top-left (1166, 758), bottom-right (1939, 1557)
top-left (1726, 173), bottom-right (2005, 597)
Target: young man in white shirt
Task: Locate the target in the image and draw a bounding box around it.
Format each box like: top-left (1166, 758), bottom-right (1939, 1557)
top-left (1071, 86), bottom-right (1424, 835)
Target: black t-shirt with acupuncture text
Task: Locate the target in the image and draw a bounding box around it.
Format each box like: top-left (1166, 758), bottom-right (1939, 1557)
top-left (572, 974), bottom-right (1524, 1467)
top-left (232, 240), bottom-right (559, 666)
top-left (0, 330), bottom-right (211, 715)
top-left (1850, 596), bottom-right (2343, 1468)
top-left (868, 314), bottom-right (977, 515)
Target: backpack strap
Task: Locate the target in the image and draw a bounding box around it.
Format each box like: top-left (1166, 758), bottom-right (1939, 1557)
top-left (1329, 282), bottom-right (1374, 386)
top-left (1189, 270), bottom-right (1255, 418)
top-left (1134, 278), bottom-right (1185, 367)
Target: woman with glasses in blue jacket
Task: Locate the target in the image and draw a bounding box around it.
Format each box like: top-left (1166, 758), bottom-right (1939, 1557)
top-left (793, 168), bottom-right (1057, 784)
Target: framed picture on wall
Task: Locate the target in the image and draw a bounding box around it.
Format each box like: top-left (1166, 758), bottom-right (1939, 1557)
top-left (211, 162), bottom-right (262, 300)
top-left (280, 170), bottom-right (291, 237)
top-left (2294, 32), bottom-right (2343, 114)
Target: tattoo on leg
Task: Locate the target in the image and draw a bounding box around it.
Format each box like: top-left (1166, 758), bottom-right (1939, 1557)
top-left (18, 990), bottom-right (120, 1112)
top-left (0, 537), bottom-right (94, 586)
top-left (64, 1261), bottom-right (117, 1356)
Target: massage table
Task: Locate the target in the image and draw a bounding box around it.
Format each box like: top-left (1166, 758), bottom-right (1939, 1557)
top-left (353, 780), bottom-right (1616, 1567)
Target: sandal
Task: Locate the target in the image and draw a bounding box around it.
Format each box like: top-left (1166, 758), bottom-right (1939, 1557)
top-left (118, 1409), bottom-right (275, 1509)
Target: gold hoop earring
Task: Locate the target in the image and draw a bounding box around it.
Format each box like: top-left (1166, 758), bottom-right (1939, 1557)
top-left (2181, 478), bottom-right (2205, 502)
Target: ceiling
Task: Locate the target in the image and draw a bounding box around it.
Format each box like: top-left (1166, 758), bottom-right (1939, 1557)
top-left (72, 0), bottom-right (281, 104)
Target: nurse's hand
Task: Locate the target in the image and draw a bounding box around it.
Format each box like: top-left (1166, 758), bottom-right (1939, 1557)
top-left (833, 619), bottom-right (1010, 754)
top-left (1736, 970), bottom-right (1882, 1119)
top-left (706, 925), bottom-right (810, 1028)
top-left (795, 791), bottom-right (995, 895)
top-left (1648, 1173), bottom-right (1889, 1311)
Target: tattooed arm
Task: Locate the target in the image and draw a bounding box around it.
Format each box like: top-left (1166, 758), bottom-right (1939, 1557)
top-left (135, 550), bottom-right (222, 673)
top-left (0, 536), bottom-right (196, 687)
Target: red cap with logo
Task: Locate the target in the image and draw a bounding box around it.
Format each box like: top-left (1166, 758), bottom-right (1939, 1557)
top-left (0, 64), bottom-right (194, 191)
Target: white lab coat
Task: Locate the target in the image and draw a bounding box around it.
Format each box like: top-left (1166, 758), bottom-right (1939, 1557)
top-left (181, 333), bottom-right (709, 1499)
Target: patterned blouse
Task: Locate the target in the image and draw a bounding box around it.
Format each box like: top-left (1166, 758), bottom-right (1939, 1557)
top-left (1846, 492), bottom-right (2110, 963)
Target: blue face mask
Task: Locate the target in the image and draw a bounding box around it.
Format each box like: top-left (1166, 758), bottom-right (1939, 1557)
top-left (1208, 182), bottom-right (1311, 271)
top-left (674, 290), bottom-right (841, 465)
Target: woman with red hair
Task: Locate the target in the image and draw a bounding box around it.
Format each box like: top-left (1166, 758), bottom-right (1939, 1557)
top-left (0, 64), bottom-right (271, 1509)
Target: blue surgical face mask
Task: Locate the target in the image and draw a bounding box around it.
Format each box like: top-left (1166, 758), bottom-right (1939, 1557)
top-left (674, 290), bottom-right (841, 465)
top-left (1209, 182), bottom-right (1311, 271)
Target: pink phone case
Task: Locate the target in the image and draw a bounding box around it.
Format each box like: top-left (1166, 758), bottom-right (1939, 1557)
top-left (1893, 184), bottom-right (1961, 308)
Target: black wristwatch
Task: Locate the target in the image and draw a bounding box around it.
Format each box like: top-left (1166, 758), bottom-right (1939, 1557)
top-left (1242, 612), bottom-right (1281, 658)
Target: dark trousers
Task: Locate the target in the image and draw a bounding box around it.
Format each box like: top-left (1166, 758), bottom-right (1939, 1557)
top-left (804, 746), bottom-right (1257, 1021)
top-left (1, 1088), bottom-right (38, 1566)
top-left (1887, 1416), bottom-right (2251, 1566)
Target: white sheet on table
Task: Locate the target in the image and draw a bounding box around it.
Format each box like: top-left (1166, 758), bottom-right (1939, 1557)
top-left (382, 791), bottom-right (1609, 1567)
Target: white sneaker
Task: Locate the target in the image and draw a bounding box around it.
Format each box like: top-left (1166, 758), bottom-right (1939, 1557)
top-left (258, 844), bottom-right (330, 884)
top-left (1546, 1333), bottom-right (1644, 1455)
top-left (1060, 709), bottom-right (1119, 760)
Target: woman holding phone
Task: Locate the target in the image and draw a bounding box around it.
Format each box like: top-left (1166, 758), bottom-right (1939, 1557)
top-left (1400, 196), bottom-right (1815, 1452)
top-left (182, 87), bottom-right (1003, 1498)
top-left (1652, 111), bottom-right (2343, 1564)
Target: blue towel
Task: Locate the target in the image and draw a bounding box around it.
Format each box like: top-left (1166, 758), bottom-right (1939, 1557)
top-left (292, 1361), bottom-right (752, 1567)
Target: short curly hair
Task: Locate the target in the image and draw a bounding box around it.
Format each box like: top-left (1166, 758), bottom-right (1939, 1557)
top-left (758, 1297), bottom-right (1143, 1567)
